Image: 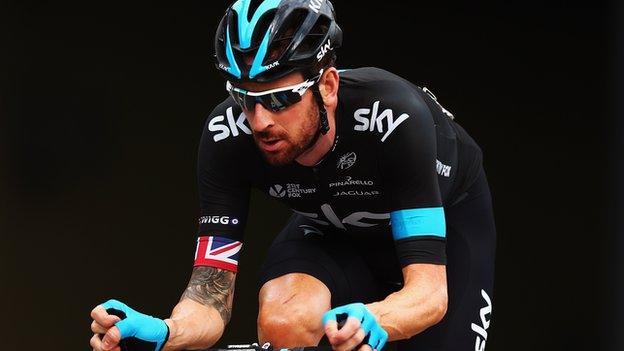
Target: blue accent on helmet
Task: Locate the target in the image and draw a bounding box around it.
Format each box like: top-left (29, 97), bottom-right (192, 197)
top-left (225, 26), bottom-right (242, 78)
top-left (249, 29), bottom-right (272, 78)
top-left (232, 0), bottom-right (282, 49)
top-left (390, 207), bottom-right (446, 240)
top-left (215, 0), bottom-right (342, 82)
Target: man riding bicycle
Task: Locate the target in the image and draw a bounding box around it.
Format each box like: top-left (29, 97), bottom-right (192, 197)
top-left (90, 1), bottom-right (496, 350)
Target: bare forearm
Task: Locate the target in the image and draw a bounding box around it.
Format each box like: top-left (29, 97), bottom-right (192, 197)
top-left (163, 267), bottom-right (236, 351)
top-left (366, 264), bottom-right (447, 341)
top-left (164, 298), bottom-right (224, 350)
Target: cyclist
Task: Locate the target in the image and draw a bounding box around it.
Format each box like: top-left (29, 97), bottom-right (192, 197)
top-left (90, 0), bottom-right (496, 350)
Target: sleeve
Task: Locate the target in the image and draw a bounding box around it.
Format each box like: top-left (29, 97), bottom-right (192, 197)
top-left (378, 82), bottom-right (447, 267)
top-left (194, 103), bottom-right (252, 272)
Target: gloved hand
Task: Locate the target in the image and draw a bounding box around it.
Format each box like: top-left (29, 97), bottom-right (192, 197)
top-left (95, 299), bottom-right (169, 351)
top-left (322, 303), bottom-right (388, 351)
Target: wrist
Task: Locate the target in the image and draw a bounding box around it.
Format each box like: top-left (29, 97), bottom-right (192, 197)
top-left (365, 302), bottom-right (383, 322)
top-left (162, 319), bottom-right (181, 351)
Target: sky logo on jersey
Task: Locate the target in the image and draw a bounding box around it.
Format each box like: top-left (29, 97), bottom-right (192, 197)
top-left (294, 204), bottom-right (390, 230)
top-left (471, 289), bottom-right (492, 351)
top-left (299, 224), bottom-right (324, 237)
top-left (194, 236), bottom-right (242, 272)
top-left (208, 107), bottom-right (252, 142)
top-left (353, 101), bottom-right (410, 142)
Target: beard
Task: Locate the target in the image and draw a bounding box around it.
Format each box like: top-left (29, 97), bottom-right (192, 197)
top-left (253, 102), bottom-right (320, 166)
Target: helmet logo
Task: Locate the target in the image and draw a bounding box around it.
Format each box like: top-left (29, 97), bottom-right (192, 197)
top-left (317, 39), bottom-right (333, 61)
top-left (308, 0), bottom-right (324, 14)
top-left (265, 61), bottom-right (280, 70)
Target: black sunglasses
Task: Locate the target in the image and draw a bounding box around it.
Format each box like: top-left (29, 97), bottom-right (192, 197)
top-left (226, 73), bottom-right (322, 112)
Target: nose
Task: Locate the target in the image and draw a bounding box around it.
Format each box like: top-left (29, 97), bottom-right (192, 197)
top-left (245, 102), bottom-right (275, 132)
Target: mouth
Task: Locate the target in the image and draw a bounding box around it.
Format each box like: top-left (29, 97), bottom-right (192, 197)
top-left (257, 138), bottom-right (285, 152)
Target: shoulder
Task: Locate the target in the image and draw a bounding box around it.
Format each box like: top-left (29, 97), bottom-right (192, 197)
top-left (201, 97), bottom-right (254, 145)
top-left (337, 67), bottom-right (434, 143)
top-left (339, 67), bottom-right (422, 92)
top-left (198, 98), bottom-right (259, 170)
top-left (338, 67), bottom-right (430, 113)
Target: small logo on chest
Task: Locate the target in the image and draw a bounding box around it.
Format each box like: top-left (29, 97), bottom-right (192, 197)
top-left (269, 184), bottom-right (286, 198)
top-left (269, 183), bottom-right (316, 198)
top-left (337, 152), bottom-right (357, 170)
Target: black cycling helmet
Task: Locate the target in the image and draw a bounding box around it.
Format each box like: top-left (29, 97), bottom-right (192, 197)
top-left (214, 0), bottom-right (342, 83)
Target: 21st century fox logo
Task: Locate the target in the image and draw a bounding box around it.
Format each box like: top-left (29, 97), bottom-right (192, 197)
top-left (269, 184), bottom-right (316, 198)
top-left (269, 184), bottom-right (286, 198)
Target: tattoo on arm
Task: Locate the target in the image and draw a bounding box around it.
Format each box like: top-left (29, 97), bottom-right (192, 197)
top-left (181, 266), bottom-right (236, 324)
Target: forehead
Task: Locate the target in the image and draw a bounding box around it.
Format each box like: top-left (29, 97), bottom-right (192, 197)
top-left (235, 71), bottom-right (305, 92)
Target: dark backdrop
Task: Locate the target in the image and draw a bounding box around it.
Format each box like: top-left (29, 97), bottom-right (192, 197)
top-left (2, 1), bottom-right (619, 350)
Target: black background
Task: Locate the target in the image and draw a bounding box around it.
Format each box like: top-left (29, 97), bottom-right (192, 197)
top-left (2, 0), bottom-right (621, 350)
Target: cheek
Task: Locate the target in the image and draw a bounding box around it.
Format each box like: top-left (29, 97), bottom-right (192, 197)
top-left (279, 104), bottom-right (313, 135)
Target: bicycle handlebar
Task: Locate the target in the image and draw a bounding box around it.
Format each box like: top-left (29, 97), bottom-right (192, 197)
top-left (193, 343), bottom-right (332, 351)
top-left (102, 309), bottom-right (347, 351)
top-left (190, 312), bottom-right (349, 351)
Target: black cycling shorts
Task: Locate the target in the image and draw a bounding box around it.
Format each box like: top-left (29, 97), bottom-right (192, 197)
top-left (258, 168), bottom-right (496, 351)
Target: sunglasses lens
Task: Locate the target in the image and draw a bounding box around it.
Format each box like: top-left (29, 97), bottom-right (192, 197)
top-left (229, 90), bottom-right (254, 111)
top-left (227, 80), bottom-right (312, 112)
top-left (244, 96), bottom-right (257, 111)
top-left (258, 91), bottom-right (302, 112)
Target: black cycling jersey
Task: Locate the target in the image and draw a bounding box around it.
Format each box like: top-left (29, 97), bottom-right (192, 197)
top-left (258, 166), bottom-right (496, 351)
top-left (194, 67), bottom-right (482, 272)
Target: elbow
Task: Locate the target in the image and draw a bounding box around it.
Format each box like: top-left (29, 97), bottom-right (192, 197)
top-left (431, 288), bottom-right (448, 325)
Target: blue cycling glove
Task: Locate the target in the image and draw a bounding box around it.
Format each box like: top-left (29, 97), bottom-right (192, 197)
top-left (322, 303), bottom-right (388, 351)
top-left (101, 299), bottom-right (169, 351)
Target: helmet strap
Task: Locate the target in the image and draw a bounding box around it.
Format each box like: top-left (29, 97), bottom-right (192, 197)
top-left (312, 87), bottom-right (330, 135)
top-left (297, 87), bottom-right (328, 157)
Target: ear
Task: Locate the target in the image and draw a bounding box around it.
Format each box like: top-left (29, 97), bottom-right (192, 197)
top-left (318, 67), bottom-right (340, 107)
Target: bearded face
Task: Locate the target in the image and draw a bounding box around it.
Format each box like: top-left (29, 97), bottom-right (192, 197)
top-left (237, 73), bottom-right (321, 166)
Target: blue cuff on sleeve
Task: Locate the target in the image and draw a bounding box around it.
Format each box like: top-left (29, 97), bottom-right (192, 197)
top-left (391, 207), bottom-right (446, 240)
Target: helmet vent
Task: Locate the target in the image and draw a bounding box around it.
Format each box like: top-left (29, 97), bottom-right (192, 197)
top-left (250, 9), bottom-right (278, 49)
top-left (292, 15), bottom-right (331, 61)
top-left (268, 9), bottom-right (308, 62)
top-left (214, 0), bottom-right (341, 82)
top-left (247, 0), bottom-right (265, 22)
top-left (228, 11), bottom-right (240, 47)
